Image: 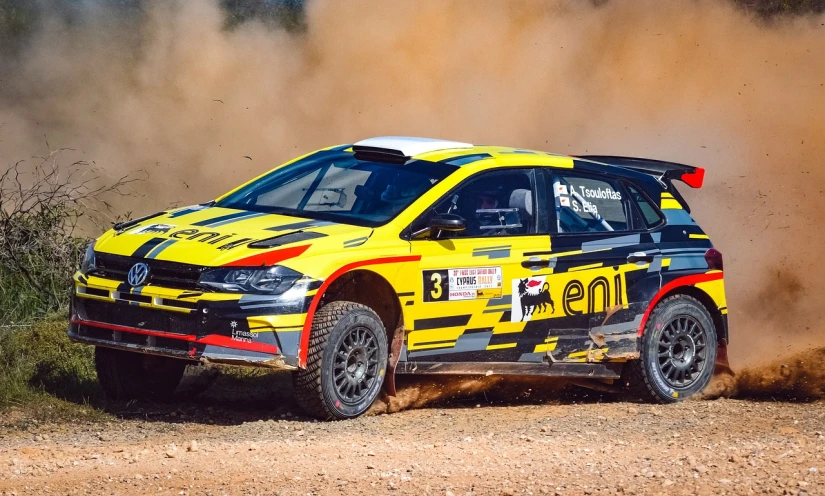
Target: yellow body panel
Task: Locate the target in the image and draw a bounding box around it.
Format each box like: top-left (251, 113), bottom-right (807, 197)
top-left (71, 140), bottom-right (728, 371)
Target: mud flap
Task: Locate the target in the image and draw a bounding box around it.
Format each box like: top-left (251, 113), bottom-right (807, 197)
top-left (385, 324), bottom-right (405, 397)
top-left (714, 339), bottom-right (733, 376)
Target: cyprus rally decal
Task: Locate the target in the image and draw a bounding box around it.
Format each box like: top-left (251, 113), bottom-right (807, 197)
top-left (423, 267), bottom-right (502, 302)
top-left (512, 276), bottom-right (555, 322)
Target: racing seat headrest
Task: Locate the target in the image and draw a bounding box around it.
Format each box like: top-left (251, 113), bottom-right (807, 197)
top-left (354, 184), bottom-right (373, 200)
top-left (509, 189), bottom-right (533, 217)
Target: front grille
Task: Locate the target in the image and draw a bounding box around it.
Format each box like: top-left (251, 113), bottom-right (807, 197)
top-left (79, 298), bottom-right (203, 335)
top-left (93, 252), bottom-right (205, 290)
top-left (160, 298), bottom-right (198, 310)
top-left (118, 293), bottom-right (151, 304)
top-left (84, 287), bottom-right (109, 298)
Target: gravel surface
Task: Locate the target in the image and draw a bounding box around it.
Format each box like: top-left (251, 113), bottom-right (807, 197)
top-left (0, 371), bottom-right (823, 496)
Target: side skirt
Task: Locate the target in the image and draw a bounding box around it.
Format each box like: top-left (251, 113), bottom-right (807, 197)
top-left (396, 361), bottom-right (623, 379)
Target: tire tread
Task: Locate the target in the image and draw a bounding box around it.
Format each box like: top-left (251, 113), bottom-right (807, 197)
top-left (624, 294), bottom-right (716, 403)
top-left (293, 301), bottom-right (379, 420)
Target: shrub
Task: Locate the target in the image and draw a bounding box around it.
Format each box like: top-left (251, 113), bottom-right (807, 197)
top-left (0, 150), bottom-right (137, 412)
top-left (0, 149), bottom-right (136, 325)
top-left (0, 315), bottom-right (99, 409)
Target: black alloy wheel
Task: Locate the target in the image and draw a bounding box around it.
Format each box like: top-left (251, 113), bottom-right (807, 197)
top-left (333, 325), bottom-right (381, 405)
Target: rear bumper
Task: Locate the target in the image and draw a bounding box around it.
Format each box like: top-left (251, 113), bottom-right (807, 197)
top-left (69, 286), bottom-right (308, 369)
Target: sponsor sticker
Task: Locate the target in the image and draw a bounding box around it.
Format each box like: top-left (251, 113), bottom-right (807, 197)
top-left (423, 267), bottom-right (502, 302)
top-left (476, 288), bottom-right (503, 299)
top-left (134, 223), bottom-right (176, 234)
top-left (511, 276), bottom-right (556, 322)
top-left (230, 320), bottom-right (255, 343)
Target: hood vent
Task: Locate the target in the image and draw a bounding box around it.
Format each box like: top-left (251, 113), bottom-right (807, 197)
top-left (248, 231), bottom-right (328, 249)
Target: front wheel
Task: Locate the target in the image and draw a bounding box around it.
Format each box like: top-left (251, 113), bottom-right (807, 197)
top-left (624, 294), bottom-right (718, 403)
top-left (293, 301), bottom-right (388, 420)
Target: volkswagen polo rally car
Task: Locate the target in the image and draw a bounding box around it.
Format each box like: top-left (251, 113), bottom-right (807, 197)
top-left (69, 137), bottom-right (729, 419)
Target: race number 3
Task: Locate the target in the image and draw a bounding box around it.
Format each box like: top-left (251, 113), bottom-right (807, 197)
top-left (423, 270), bottom-right (449, 302)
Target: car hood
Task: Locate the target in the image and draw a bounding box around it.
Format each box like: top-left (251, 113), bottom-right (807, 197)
top-left (93, 205), bottom-right (374, 267)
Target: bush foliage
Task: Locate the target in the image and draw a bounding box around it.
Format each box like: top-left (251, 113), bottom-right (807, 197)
top-left (0, 151), bottom-right (134, 325)
top-left (0, 151), bottom-right (135, 411)
top-left (0, 315), bottom-right (99, 409)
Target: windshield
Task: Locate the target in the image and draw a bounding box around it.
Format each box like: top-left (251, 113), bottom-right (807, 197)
top-left (215, 150), bottom-right (458, 227)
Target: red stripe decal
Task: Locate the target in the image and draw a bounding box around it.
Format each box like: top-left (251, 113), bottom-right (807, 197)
top-left (298, 255), bottom-right (422, 367)
top-left (72, 317), bottom-right (197, 342)
top-left (72, 317), bottom-right (279, 354)
top-left (222, 244), bottom-right (310, 267)
top-left (637, 272), bottom-right (723, 336)
top-left (196, 334), bottom-right (279, 354)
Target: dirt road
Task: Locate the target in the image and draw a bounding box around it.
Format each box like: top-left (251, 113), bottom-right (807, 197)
top-left (1, 371), bottom-right (823, 496)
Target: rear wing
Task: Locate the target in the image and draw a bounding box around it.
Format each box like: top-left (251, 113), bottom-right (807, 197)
top-left (577, 155), bottom-right (705, 189)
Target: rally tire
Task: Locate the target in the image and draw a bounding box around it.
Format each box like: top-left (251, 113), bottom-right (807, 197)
top-left (94, 347), bottom-right (186, 401)
top-left (293, 301), bottom-right (388, 420)
top-left (624, 294), bottom-right (717, 403)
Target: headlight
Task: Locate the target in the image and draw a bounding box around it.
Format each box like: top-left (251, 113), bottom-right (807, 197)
top-left (80, 242), bottom-right (96, 274)
top-left (198, 265), bottom-right (302, 294)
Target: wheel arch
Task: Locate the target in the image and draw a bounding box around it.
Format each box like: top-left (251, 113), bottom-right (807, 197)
top-left (297, 256), bottom-right (420, 396)
top-left (662, 285), bottom-right (728, 345)
top-left (297, 255), bottom-right (419, 369)
top-left (638, 272), bottom-right (727, 345)
top-left (321, 269), bottom-right (403, 338)
top-left (306, 268), bottom-right (406, 395)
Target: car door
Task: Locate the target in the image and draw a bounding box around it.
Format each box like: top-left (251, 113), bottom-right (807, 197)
top-left (399, 168), bottom-right (558, 363)
top-left (531, 169), bottom-right (661, 363)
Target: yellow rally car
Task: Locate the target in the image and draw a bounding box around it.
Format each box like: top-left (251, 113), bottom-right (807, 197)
top-left (69, 137), bottom-right (728, 419)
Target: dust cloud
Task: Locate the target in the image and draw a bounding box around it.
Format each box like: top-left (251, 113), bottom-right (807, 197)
top-left (2, 0), bottom-right (825, 373)
top-left (706, 347), bottom-right (825, 400)
top-left (370, 375), bottom-right (572, 414)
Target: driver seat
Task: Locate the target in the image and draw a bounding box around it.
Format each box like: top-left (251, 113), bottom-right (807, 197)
top-left (508, 189), bottom-right (533, 234)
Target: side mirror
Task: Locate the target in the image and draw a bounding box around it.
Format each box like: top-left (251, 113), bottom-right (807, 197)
top-left (429, 213), bottom-right (466, 232)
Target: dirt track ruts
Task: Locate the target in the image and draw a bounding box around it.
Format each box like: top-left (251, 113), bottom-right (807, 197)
top-left (1, 378), bottom-right (823, 496)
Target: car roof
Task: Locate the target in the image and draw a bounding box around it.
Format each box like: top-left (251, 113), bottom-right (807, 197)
top-left (344, 137), bottom-right (669, 194)
top-left (351, 136), bottom-right (578, 169)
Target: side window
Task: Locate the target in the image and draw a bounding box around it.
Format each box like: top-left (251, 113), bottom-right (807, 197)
top-left (627, 184), bottom-right (664, 229)
top-left (411, 169), bottom-right (536, 238)
top-left (551, 173), bottom-right (628, 233)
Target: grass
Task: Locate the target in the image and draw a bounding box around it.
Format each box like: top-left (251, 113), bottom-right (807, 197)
top-left (0, 314), bottom-right (297, 426)
top-left (0, 314), bottom-right (107, 422)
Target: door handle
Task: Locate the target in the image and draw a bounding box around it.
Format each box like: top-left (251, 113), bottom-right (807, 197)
top-left (522, 257), bottom-right (556, 269)
top-left (627, 252), bottom-right (654, 264)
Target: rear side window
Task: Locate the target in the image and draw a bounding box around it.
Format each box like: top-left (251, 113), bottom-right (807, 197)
top-left (551, 173), bottom-right (628, 233)
top-left (627, 184), bottom-right (664, 229)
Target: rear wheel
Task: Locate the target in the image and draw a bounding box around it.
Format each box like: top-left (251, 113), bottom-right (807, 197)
top-left (624, 294), bottom-right (717, 403)
top-left (95, 347), bottom-right (186, 401)
top-left (293, 301), bottom-right (388, 420)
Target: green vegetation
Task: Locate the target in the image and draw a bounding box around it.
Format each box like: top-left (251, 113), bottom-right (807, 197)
top-left (0, 315), bottom-right (99, 410)
top-left (0, 153), bottom-right (132, 325)
top-left (738, 0), bottom-right (825, 16)
top-left (0, 152), bottom-right (133, 415)
top-left (1, 0), bottom-right (822, 56)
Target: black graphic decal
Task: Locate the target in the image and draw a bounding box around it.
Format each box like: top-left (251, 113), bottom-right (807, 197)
top-left (515, 277), bottom-right (555, 322)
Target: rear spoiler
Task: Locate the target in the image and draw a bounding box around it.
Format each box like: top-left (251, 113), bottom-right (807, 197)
top-left (577, 155), bottom-right (705, 189)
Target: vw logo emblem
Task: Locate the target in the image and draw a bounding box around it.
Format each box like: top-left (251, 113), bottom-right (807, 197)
top-left (127, 262), bottom-right (150, 287)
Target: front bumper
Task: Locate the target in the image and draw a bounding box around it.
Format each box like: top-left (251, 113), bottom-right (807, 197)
top-left (69, 273), bottom-right (317, 369)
